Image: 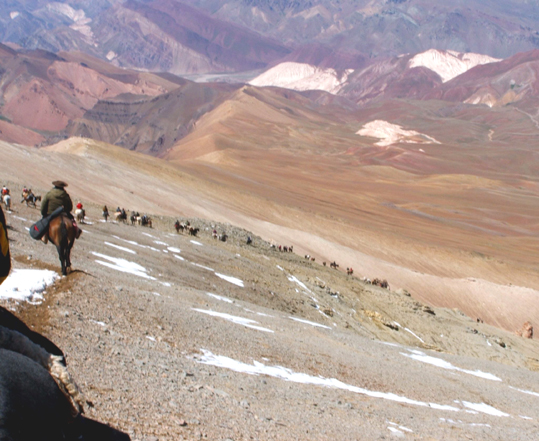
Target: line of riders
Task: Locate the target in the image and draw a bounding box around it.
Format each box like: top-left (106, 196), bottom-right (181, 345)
top-left (5, 183), bottom-right (387, 286)
top-left (1, 185), bottom-right (43, 211)
top-left (104, 206), bottom-right (152, 227)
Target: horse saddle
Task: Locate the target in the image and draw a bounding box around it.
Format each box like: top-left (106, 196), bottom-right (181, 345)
top-left (29, 207), bottom-right (64, 240)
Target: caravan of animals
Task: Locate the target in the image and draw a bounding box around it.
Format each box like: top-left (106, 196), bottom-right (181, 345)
top-left (3, 183), bottom-right (379, 285)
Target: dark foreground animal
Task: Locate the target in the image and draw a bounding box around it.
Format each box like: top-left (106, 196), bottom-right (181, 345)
top-left (0, 307), bottom-right (63, 358)
top-left (0, 348), bottom-right (76, 441)
top-left (48, 213), bottom-right (77, 275)
top-left (0, 307), bottom-right (130, 441)
top-left (0, 348), bottom-right (130, 441)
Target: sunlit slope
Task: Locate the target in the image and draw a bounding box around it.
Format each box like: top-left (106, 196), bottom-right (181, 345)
top-left (3, 133), bottom-right (539, 332)
top-left (162, 87), bottom-right (539, 332)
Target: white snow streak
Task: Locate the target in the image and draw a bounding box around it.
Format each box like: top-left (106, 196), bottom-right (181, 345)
top-left (92, 252), bottom-right (156, 280)
top-left (459, 401), bottom-right (509, 417)
top-left (105, 241), bottom-right (136, 254)
top-left (215, 273), bottom-right (244, 287)
top-left (193, 309), bottom-right (273, 333)
top-left (191, 262), bottom-right (214, 271)
top-left (207, 293), bottom-right (234, 303)
top-left (402, 350), bottom-right (501, 381)
top-left (197, 350), bottom-right (461, 412)
top-left (509, 386), bottom-right (539, 397)
top-left (289, 316), bottom-right (331, 329)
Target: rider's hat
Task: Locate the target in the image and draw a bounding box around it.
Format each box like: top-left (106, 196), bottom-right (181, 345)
top-left (52, 180), bottom-right (68, 188)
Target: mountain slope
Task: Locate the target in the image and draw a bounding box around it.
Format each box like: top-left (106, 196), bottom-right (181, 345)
top-left (3, 0), bottom-right (539, 74)
top-left (65, 80), bottom-right (240, 155)
top-left (191, 0), bottom-right (539, 60)
top-left (2, 139), bottom-right (539, 439)
top-left (0, 46), bottom-right (175, 139)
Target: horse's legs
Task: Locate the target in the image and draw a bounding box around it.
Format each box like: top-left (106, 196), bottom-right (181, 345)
top-left (66, 239), bottom-right (74, 271)
top-left (56, 243), bottom-right (66, 276)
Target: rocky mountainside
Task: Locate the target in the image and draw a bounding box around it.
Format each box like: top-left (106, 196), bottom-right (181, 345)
top-left (0, 0), bottom-right (291, 75)
top-left (2, 0), bottom-right (539, 74)
top-left (2, 173), bottom-right (539, 440)
top-left (65, 80), bottom-right (240, 155)
top-left (189, 0), bottom-right (539, 59)
top-left (0, 45), bottom-right (180, 144)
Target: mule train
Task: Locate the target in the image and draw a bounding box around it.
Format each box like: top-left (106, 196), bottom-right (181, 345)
top-left (174, 220), bottom-right (197, 236)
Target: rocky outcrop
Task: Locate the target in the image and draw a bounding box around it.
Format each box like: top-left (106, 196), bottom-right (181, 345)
top-left (516, 321), bottom-right (533, 339)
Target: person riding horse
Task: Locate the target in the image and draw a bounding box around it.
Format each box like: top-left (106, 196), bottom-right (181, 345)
top-left (75, 201), bottom-right (85, 223)
top-left (40, 181), bottom-right (81, 244)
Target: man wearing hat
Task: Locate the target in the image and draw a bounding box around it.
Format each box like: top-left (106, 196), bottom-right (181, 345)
top-left (40, 181), bottom-right (80, 243)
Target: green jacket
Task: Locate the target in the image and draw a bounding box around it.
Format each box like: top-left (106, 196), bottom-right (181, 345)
top-left (40, 187), bottom-right (73, 217)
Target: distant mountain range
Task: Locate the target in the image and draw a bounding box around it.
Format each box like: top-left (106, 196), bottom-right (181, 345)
top-left (2, 0), bottom-right (539, 181)
top-left (3, 41), bottom-right (539, 167)
top-left (2, 0), bottom-right (539, 75)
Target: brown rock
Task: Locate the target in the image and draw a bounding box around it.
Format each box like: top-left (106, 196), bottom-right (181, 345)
top-left (516, 321), bottom-right (533, 339)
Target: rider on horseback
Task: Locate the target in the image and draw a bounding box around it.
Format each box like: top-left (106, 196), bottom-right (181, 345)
top-left (40, 181), bottom-right (81, 244)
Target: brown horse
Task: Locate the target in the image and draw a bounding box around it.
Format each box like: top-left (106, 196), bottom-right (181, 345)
top-left (48, 213), bottom-right (77, 276)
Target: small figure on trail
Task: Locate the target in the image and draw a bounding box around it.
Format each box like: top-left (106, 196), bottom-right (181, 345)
top-left (40, 181), bottom-right (81, 244)
top-left (75, 202), bottom-right (85, 224)
top-left (1, 186), bottom-right (11, 211)
top-left (247, 236), bottom-right (252, 245)
top-left (102, 205), bottom-right (109, 222)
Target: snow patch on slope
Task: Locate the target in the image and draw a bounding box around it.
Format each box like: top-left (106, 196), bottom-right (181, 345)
top-left (356, 120), bottom-right (440, 147)
top-left (47, 2), bottom-right (86, 22)
top-left (409, 49), bottom-right (500, 83)
top-left (46, 3), bottom-right (95, 42)
top-left (249, 62), bottom-right (353, 94)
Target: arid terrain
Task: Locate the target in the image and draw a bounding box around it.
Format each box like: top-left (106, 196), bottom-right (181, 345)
top-left (1, 1), bottom-right (539, 439)
top-left (1, 137), bottom-right (538, 439)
